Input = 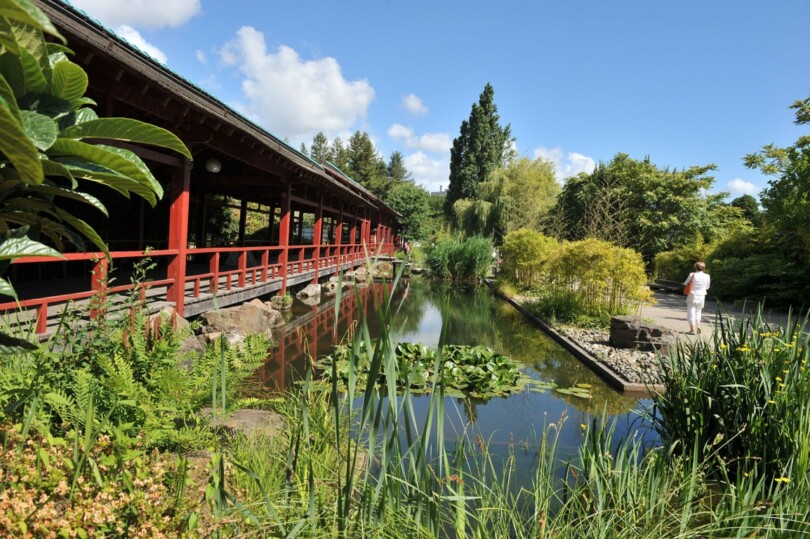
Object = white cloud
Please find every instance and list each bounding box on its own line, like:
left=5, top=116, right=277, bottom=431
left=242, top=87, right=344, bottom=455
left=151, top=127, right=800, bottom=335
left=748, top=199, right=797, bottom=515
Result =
left=727, top=178, right=760, bottom=197
left=533, top=146, right=596, bottom=182
left=219, top=26, right=375, bottom=142
left=195, top=49, right=207, bottom=64
left=404, top=151, right=449, bottom=193
left=114, top=25, right=167, bottom=64
left=70, top=0, right=200, bottom=28
left=402, top=94, right=428, bottom=116
left=387, top=123, right=452, bottom=153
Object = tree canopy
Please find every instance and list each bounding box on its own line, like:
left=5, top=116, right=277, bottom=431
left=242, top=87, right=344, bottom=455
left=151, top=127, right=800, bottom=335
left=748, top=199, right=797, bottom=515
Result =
left=445, top=83, right=513, bottom=216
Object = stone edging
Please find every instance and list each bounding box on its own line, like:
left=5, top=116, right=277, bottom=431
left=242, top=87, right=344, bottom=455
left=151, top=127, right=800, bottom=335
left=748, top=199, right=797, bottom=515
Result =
left=486, top=281, right=665, bottom=396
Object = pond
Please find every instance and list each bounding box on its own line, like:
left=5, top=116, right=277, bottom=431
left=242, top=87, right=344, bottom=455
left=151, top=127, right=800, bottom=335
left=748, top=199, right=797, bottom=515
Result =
left=257, top=276, right=657, bottom=477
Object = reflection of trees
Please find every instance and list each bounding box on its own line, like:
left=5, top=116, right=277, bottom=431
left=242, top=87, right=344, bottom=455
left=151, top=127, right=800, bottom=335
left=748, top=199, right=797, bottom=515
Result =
left=391, top=278, right=430, bottom=334
left=493, top=303, right=636, bottom=415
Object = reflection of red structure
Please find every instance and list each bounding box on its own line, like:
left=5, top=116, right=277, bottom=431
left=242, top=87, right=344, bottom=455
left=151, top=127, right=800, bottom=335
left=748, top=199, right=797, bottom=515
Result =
left=259, top=282, right=394, bottom=391
left=0, top=2, right=400, bottom=335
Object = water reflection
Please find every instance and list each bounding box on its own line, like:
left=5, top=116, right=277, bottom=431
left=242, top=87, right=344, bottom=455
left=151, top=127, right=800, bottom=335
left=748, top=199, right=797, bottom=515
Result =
left=260, top=277, right=656, bottom=471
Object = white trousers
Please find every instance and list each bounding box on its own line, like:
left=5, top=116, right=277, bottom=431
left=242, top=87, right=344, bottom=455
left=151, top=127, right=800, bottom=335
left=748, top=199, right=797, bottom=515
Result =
left=686, top=294, right=706, bottom=324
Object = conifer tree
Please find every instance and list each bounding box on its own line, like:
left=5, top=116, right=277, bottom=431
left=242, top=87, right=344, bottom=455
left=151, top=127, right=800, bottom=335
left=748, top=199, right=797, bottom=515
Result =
left=445, top=83, right=513, bottom=216
left=310, top=131, right=330, bottom=163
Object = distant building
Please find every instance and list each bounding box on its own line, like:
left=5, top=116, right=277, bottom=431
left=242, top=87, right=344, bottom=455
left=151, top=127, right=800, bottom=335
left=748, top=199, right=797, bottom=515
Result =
left=431, top=185, right=447, bottom=197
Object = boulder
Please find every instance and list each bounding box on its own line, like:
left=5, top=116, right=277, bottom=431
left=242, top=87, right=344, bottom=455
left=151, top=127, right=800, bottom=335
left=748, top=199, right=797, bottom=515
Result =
left=609, top=315, right=675, bottom=353
left=246, top=299, right=284, bottom=327
left=201, top=303, right=276, bottom=339
left=353, top=268, right=367, bottom=283
left=296, top=283, right=321, bottom=299
left=147, top=306, right=190, bottom=334
left=203, top=408, right=285, bottom=438
left=269, top=294, right=293, bottom=312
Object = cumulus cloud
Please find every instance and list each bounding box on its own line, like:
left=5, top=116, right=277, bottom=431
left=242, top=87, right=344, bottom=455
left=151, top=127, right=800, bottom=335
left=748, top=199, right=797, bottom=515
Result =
left=533, top=146, right=596, bottom=182
left=387, top=124, right=452, bottom=153
left=114, top=25, right=167, bottom=64
left=404, top=151, right=450, bottom=193
left=219, top=26, right=375, bottom=141
left=402, top=94, right=428, bottom=116
left=70, top=0, right=201, bottom=28
left=195, top=49, right=207, bottom=64
left=727, top=178, right=760, bottom=197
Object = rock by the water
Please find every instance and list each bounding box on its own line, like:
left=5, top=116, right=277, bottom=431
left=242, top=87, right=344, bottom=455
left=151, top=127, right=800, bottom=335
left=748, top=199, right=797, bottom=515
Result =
left=296, top=283, right=321, bottom=299
left=246, top=299, right=284, bottom=327
left=201, top=303, right=276, bottom=339
left=148, top=306, right=190, bottom=333
left=609, top=315, right=675, bottom=353
left=269, top=294, right=292, bottom=312
left=204, top=408, right=285, bottom=438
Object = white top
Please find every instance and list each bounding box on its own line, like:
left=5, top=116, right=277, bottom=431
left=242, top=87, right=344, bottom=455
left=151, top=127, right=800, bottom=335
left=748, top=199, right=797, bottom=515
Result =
left=685, top=271, right=711, bottom=297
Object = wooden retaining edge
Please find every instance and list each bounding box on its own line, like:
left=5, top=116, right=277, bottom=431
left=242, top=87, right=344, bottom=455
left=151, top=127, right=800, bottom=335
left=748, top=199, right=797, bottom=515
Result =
left=485, top=281, right=665, bottom=396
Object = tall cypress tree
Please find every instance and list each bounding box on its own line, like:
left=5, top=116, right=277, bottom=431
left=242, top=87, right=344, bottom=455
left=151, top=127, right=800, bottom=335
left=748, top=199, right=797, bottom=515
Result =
left=445, top=83, right=513, bottom=216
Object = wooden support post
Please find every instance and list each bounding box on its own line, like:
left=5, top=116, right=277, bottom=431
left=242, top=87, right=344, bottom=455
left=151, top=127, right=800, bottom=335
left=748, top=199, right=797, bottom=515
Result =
left=238, top=199, right=248, bottom=245
left=268, top=204, right=276, bottom=244
left=312, top=195, right=323, bottom=282
left=335, top=206, right=343, bottom=267
left=278, top=183, right=291, bottom=294
left=166, top=159, right=191, bottom=316
left=238, top=250, right=247, bottom=287
left=209, top=252, right=219, bottom=295
left=199, top=183, right=208, bottom=248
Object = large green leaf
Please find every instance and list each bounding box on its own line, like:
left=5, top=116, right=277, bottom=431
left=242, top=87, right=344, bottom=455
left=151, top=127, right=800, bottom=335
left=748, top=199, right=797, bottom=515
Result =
left=16, top=39, right=46, bottom=93
left=0, top=16, right=20, bottom=56
left=25, top=183, right=108, bottom=216
left=0, top=73, right=20, bottom=120
left=57, top=107, right=97, bottom=132
left=0, top=274, right=17, bottom=299
left=50, top=59, right=86, bottom=102
left=45, top=43, right=72, bottom=56
left=58, top=160, right=157, bottom=205
left=18, top=92, right=72, bottom=119
left=0, top=226, right=62, bottom=260
left=60, top=118, right=192, bottom=160
left=0, top=0, right=63, bottom=41
left=0, top=47, right=26, bottom=98
left=48, top=139, right=162, bottom=201
left=41, top=158, right=77, bottom=187
left=0, top=99, right=43, bottom=184
left=54, top=208, right=107, bottom=253
left=100, top=144, right=163, bottom=197
left=20, top=109, right=56, bottom=149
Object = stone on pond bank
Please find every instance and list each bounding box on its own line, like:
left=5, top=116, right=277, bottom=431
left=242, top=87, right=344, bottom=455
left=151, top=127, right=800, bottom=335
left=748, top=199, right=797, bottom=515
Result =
left=200, top=303, right=279, bottom=339
left=609, top=315, right=675, bottom=353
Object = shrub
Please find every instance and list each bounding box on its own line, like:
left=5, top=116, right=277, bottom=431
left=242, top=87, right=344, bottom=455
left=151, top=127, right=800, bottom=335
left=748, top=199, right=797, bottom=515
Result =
left=424, top=236, right=493, bottom=282
left=500, top=229, right=558, bottom=288
left=653, top=243, right=714, bottom=281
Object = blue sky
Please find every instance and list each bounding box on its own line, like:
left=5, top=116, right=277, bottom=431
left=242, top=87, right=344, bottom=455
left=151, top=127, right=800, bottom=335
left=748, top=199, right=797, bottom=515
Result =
left=70, top=0, right=809, bottom=198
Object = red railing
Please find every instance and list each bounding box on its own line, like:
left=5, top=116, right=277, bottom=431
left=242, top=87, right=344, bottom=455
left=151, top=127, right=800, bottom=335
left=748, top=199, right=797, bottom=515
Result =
left=0, top=240, right=394, bottom=334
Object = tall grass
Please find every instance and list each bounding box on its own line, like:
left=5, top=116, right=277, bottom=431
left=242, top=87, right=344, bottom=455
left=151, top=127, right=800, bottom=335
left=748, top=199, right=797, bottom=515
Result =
left=424, top=236, right=493, bottom=282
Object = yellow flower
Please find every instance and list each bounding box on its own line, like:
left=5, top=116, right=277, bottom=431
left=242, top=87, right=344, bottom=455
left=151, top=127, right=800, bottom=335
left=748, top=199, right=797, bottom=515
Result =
left=774, top=348, right=781, bottom=352
left=785, top=343, right=795, bottom=348
left=743, top=472, right=750, bottom=478
left=768, top=400, right=776, bottom=404
left=779, top=383, right=787, bottom=388
left=775, top=376, right=783, bottom=382
left=775, top=477, right=791, bottom=484
left=783, top=369, right=789, bottom=374
left=580, top=423, right=587, bottom=431
left=719, top=344, right=728, bottom=350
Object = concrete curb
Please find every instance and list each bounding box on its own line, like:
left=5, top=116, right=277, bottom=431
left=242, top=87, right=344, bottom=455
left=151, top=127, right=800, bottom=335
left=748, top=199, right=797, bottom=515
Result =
left=486, top=281, right=665, bottom=396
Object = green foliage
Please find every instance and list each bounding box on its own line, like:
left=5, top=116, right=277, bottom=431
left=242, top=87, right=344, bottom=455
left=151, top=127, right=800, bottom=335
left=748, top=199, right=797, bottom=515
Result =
left=500, top=228, right=557, bottom=287
left=745, top=94, right=810, bottom=261
left=445, top=83, right=514, bottom=216
left=654, top=308, right=810, bottom=485
left=710, top=253, right=810, bottom=304
left=385, top=180, right=433, bottom=241
left=424, top=235, right=493, bottom=282
left=551, top=153, right=729, bottom=261
left=653, top=242, right=714, bottom=281
left=0, top=0, right=190, bottom=351
left=319, top=341, right=551, bottom=399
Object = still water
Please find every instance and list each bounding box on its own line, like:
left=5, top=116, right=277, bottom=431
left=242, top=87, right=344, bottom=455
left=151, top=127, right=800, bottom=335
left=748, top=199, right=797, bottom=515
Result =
left=259, top=276, right=657, bottom=469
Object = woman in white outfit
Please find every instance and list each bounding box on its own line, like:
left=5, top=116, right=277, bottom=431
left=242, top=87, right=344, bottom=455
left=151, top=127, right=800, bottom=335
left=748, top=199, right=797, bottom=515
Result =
left=684, top=261, right=711, bottom=334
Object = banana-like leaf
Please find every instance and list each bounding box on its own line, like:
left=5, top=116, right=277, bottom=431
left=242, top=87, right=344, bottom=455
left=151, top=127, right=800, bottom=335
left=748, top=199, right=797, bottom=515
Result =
left=0, top=16, right=20, bottom=56
left=50, top=59, right=86, bottom=102
left=49, top=139, right=162, bottom=200
left=58, top=159, right=157, bottom=205
left=0, top=47, right=26, bottom=98
left=54, top=208, right=107, bottom=253
left=0, top=0, right=63, bottom=41
left=0, top=212, right=81, bottom=251
left=0, top=275, right=17, bottom=299
left=20, top=109, right=57, bottom=150
left=29, top=183, right=107, bottom=216
left=60, top=118, right=192, bottom=160
left=18, top=92, right=72, bottom=119
left=0, top=100, right=43, bottom=184
left=16, top=38, right=47, bottom=93
left=41, top=158, right=77, bottom=187
left=0, top=226, right=62, bottom=260
left=0, top=332, right=38, bottom=353
left=0, top=73, right=20, bottom=120
left=57, top=107, right=97, bottom=132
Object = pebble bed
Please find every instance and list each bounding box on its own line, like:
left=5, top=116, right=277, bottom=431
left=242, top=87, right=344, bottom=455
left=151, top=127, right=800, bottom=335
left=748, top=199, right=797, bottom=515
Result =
left=559, top=327, right=666, bottom=385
